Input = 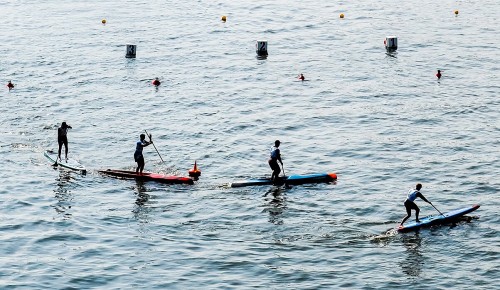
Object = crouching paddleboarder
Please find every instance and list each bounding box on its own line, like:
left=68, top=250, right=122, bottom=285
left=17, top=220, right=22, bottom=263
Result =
left=400, top=183, right=433, bottom=226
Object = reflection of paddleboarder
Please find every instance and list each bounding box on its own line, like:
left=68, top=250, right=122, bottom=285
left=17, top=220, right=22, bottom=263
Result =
left=57, top=122, right=72, bottom=161
left=134, top=133, right=152, bottom=174
left=7, top=80, right=14, bottom=91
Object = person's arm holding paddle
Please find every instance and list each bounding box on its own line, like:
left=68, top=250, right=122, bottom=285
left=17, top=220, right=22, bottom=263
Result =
left=416, top=191, right=432, bottom=205
left=417, top=191, right=444, bottom=215
left=144, top=130, right=164, bottom=162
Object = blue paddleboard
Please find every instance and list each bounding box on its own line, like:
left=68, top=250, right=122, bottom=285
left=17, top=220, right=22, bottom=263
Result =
left=398, top=204, right=480, bottom=232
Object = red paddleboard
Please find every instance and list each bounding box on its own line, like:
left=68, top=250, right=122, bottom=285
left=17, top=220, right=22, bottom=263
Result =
left=99, top=169, right=194, bottom=185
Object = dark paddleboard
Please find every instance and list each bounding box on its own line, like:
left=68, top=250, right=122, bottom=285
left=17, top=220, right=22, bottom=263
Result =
left=98, top=169, right=194, bottom=185
left=230, top=172, right=337, bottom=188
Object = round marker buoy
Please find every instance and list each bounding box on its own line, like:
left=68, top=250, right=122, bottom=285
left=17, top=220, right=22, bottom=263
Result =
left=102, top=19, right=107, bottom=24
left=125, top=44, right=137, bottom=58
left=436, top=70, right=442, bottom=80
left=385, top=36, right=398, bottom=52
left=188, top=161, right=201, bottom=178
left=152, top=77, right=161, bottom=86
left=256, top=41, right=268, bottom=57
left=7, top=81, right=15, bottom=91
left=221, top=15, right=227, bottom=22
left=340, top=13, right=344, bottom=19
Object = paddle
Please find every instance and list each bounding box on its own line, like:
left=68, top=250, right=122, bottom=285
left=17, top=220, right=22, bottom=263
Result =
left=430, top=202, right=444, bottom=216
left=281, top=163, right=292, bottom=189
left=144, top=130, right=164, bottom=163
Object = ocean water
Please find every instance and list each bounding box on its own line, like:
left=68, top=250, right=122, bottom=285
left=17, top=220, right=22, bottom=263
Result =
left=0, top=0, right=498, bottom=289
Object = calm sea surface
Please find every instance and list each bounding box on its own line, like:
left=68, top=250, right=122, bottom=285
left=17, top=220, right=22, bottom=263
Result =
left=1, top=0, right=499, bottom=289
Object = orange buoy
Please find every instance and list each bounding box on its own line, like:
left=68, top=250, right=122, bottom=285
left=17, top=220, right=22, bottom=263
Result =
left=188, top=161, right=201, bottom=177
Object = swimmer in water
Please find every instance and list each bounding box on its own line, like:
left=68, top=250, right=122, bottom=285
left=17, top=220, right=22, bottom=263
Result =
left=7, top=81, right=14, bottom=91
left=152, top=77, right=161, bottom=86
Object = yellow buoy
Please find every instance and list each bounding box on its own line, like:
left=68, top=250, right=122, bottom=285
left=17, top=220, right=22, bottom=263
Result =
left=221, top=15, right=227, bottom=22
left=340, top=13, right=345, bottom=19
left=102, top=19, right=107, bottom=24
left=454, top=10, right=459, bottom=15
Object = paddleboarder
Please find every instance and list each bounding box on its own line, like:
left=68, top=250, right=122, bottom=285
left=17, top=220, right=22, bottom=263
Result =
left=298, top=73, right=305, bottom=81
left=57, top=122, right=72, bottom=161
left=400, top=183, right=433, bottom=226
left=135, top=133, right=152, bottom=174
left=269, top=140, right=283, bottom=185
left=7, top=80, right=14, bottom=91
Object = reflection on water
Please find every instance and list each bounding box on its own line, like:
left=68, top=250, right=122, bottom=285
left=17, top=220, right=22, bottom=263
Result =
left=133, top=180, right=148, bottom=205
left=399, top=232, right=425, bottom=278
left=385, top=51, right=398, bottom=58
left=52, top=170, right=74, bottom=219
left=263, top=187, right=287, bottom=225
left=132, top=180, right=153, bottom=225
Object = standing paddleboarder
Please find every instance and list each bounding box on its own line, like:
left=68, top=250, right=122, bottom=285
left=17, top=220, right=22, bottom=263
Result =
left=400, top=183, right=433, bottom=226
left=269, top=140, right=283, bottom=185
left=135, top=133, right=152, bottom=174
left=57, top=122, right=72, bottom=161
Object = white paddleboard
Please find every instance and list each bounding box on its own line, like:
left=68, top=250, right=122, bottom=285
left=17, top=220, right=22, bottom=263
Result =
left=44, top=150, right=86, bottom=174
